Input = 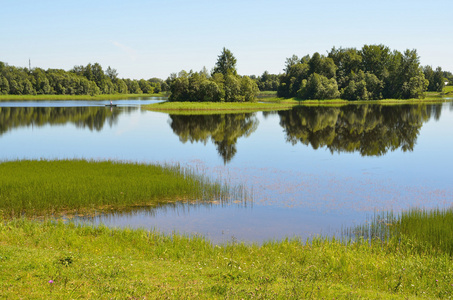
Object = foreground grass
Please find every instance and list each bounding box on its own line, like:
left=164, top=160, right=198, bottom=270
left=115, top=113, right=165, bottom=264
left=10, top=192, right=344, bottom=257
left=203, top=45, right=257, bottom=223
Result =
left=145, top=101, right=296, bottom=114
left=0, top=93, right=166, bottom=101
left=0, top=160, right=238, bottom=218
left=1, top=218, right=452, bottom=299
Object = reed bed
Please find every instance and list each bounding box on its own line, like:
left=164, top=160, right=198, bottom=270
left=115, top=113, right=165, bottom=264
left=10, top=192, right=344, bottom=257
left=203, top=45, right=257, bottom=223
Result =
left=0, top=159, right=245, bottom=218
left=346, top=208, right=453, bottom=256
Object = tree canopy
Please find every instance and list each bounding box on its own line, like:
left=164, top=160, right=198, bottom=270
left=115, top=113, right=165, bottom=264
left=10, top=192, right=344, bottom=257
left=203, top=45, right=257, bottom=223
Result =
left=277, top=44, right=441, bottom=100
left=212, top=47, right=237, bottom=76
left=168, top=48, right=259, bottom=102
left=0, top=62, right=164, bottom=96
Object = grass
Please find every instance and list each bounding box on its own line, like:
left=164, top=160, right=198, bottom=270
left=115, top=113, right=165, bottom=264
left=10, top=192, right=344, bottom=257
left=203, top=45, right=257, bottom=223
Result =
left=0, top=93, right=167, bottom=101
left=0, top=159, right=246, bottom=218
left=144, top=101, right=296, bottom=114
left=348, top=208, right=453, bottom=256
left=1, top=217, right=452, bottom=299
left=261, top=96, right=451, bottom=107
left=443, top=85, right=453, bottom=95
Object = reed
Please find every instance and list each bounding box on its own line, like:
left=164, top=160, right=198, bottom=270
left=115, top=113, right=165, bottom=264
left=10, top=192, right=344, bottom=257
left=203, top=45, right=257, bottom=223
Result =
left=0, top=159, right=245, bottom=218
left=346, top=208, right=453, bottom=256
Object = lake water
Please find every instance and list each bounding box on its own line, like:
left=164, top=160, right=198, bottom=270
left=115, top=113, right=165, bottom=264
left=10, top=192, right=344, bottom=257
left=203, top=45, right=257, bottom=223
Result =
left=1, top=98, right=452, bottom=244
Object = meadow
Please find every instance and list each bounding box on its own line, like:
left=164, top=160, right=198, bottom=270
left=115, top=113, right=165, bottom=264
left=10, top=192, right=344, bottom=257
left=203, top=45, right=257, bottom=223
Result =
left=1, top=213, right=453, bottom=299
left=1, top=160, right=453, bottom=298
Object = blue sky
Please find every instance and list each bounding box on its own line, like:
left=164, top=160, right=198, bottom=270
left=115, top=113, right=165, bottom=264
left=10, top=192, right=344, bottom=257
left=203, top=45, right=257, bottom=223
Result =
left=2, top=0, right=452, bottom=79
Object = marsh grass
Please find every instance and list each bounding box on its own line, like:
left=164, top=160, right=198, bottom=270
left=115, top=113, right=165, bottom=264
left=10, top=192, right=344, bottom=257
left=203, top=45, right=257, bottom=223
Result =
left=347, top=208, right=453, bottom=256
left=0, top=159, right=245, bottom=218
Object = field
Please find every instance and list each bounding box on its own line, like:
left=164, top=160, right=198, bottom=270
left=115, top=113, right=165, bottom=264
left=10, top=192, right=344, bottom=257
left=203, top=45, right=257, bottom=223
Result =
left=1, top=160, right=453, bottom=298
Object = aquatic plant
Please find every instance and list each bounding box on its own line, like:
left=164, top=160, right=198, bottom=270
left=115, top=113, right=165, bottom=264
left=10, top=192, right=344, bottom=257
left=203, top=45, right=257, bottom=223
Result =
left=346, top=208, right=453, bottom=256
left=0, top=159, right=247, bottom=218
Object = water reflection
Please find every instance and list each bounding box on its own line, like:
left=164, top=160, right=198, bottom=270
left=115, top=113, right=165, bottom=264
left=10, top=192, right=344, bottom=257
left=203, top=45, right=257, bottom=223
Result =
left=278, top=104, right=438, bottom=156
left=168, top=113, right=259, bottom=163
left=0, top=106, right=138, bottom=135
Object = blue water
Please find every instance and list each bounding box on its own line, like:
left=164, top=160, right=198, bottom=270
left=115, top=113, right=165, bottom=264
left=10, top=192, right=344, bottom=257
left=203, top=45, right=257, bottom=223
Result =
left=1, top=99, right=452, bottom=244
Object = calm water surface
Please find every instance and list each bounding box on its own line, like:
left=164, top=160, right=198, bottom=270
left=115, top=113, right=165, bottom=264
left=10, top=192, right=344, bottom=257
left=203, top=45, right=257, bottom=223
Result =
left=1, top=98, right=452, bottom=244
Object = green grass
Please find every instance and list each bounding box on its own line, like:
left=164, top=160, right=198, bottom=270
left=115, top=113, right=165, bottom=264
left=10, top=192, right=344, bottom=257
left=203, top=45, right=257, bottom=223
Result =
left=144, top=101, right=296, bottom=114
left=1, top=218, right=452, bottom=299
left=261, top=96, right=451, bottom=107
left=0, top=160, right=245, bottom=218
left=443, top=85, right=453, bottom=94
left=349, top=208, right=453, bottom=256
left=0, top=93, right=167, bottom=101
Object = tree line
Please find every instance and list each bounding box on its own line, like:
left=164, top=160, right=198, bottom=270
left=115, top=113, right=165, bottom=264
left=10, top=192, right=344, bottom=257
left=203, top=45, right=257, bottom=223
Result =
left=0, top=61, right=166, bottom=96
left=1, top=44, right=450, bottom=100
left=277, top=45, right=448, bottom=100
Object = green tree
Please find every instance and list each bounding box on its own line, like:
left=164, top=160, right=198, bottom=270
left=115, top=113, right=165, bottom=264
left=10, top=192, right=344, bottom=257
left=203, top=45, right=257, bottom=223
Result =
left=114, top=79, right=128, bottom=94
left=199, top=80, right=222, bottom=102
left=212, top=48, right=237, bottom=76
left=360, top=44, right=391, bottom=80
left=432, top=67, right=444, bottom=92
left=224, top=74, right=241, bottom=102
left=169, top=77, right=189, bottom=101
left=240, top=76, right=259, bottom=102
left=0, top=76, right=9, bottom=94
left=105, top=66, right=118, bottom=80
left=138, top=79, right=153, bottom=94
left=298, top=73, right=340, bottom=100
left=284, top=55, right=300, bottom=74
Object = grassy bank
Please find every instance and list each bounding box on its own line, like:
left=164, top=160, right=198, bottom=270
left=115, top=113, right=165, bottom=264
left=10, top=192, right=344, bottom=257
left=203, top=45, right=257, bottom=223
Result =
left=261, top=95, right=452, bottom=106
left=0, top=93, right=167, bottom=101
left=1, top=217, right=452, bottom=299
left=443, top=85, right=453, bottom=95
left=0, top=160, right=242, bottom=218
left=144, top=101, right=296, bottom=114
left=145, top=93, right=451, bottom=114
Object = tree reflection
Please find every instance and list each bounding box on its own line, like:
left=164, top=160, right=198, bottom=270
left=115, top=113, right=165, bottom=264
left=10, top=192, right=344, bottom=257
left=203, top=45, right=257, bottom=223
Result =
left=168, top=113, right=259, bottom=164
left=0, top=106, right=133, bottom=135
left=278, top=104, right=439, bottom=156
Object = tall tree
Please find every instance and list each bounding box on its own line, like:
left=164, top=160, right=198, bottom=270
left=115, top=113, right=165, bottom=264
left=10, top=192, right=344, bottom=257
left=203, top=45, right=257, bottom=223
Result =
left=212, top=47, right=237, bottom=76
left=105, top=66, right=118, bottom=80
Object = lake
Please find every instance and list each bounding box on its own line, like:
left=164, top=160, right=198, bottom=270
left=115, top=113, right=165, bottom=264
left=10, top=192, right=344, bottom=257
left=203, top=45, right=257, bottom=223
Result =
left=1, top=98, right=452, bottom=244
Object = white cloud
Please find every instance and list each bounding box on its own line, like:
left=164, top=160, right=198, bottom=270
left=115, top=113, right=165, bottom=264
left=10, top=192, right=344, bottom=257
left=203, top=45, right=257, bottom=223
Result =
left=112, top=41, right=137, bottom=61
